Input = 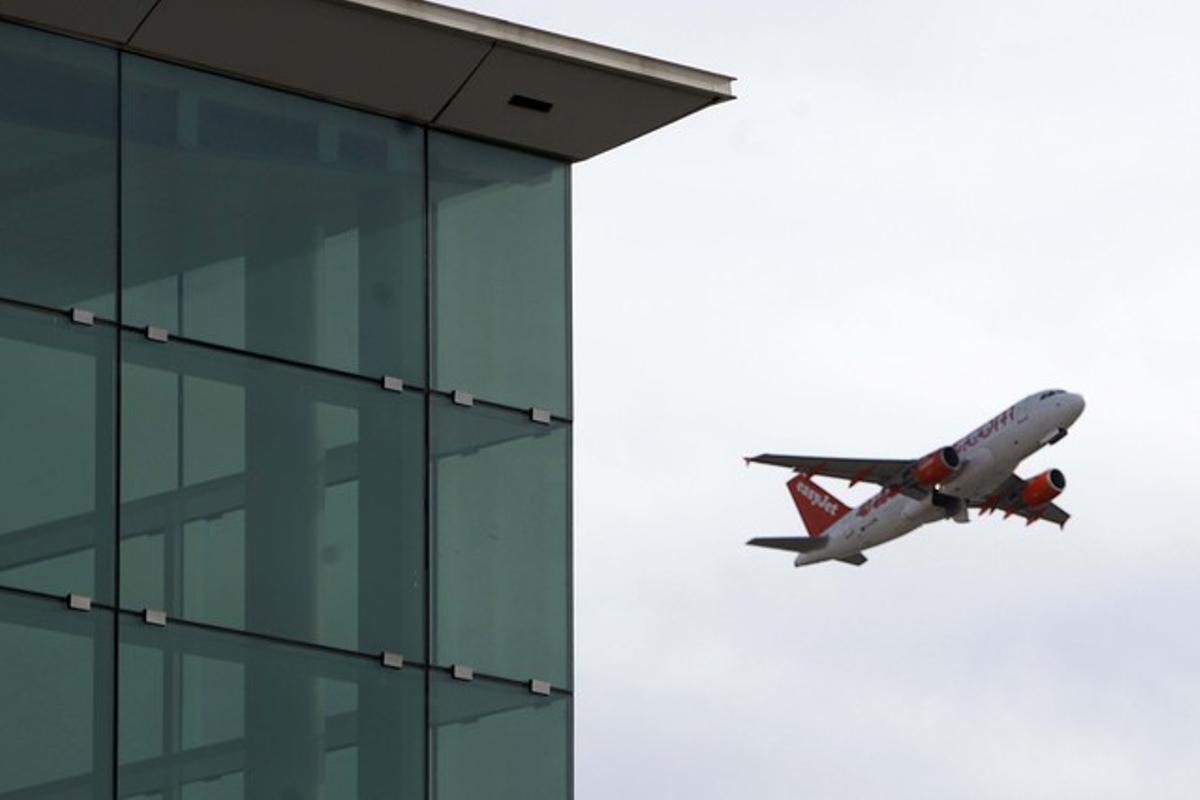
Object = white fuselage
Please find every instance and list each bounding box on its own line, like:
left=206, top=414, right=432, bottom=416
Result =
left=795, top=391, right=1086, bottom=566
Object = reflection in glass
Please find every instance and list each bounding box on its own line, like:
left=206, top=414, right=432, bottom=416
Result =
left=121, top=334, right=424, bottom=658
left=0, top=591, right=114, bottom=798
left=433, top=399, right=571, bottom=687
left=430, top=132, right=570, bottom=415
left=0, top=21, right=117, bottom=316
left=0, top=304, right=115, bottom=602
left=431, top=673, right=570, bottom=800
left=119, top=616, right=424, bottom=799
left=122, top=55, right=425, bottom=382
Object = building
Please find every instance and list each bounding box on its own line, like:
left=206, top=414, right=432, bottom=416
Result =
left=0, top=2, right=732, bottom=797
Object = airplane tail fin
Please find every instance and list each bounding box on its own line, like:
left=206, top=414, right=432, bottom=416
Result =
left=787, top=473, right=852, bottom=537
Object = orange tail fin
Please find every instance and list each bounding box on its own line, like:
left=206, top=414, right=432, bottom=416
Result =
left=787, top=473, right=851, bottom=537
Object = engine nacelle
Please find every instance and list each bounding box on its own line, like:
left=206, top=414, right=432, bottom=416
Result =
left=913, top=446, right=960, bottom=487
left=1021, top=469, right=1066, bottom=507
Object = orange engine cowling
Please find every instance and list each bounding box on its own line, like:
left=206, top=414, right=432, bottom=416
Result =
left=913, top=447, right=960, bottom=487
left=1021, top=469, right=1066, bottom=507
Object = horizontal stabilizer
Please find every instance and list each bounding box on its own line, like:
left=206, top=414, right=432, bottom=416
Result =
left=836, top=553, right=867, bottom=566
left=746, top=536, right=829, bottom=553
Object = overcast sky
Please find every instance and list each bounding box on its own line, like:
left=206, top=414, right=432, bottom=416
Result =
left=463, top=2, right=1199, bottom=797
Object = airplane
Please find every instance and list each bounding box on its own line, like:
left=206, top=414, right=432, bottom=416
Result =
left=744, top=389, right=1086, bottom=567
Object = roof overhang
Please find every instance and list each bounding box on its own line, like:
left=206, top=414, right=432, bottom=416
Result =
left=0, top=0, right=735, bottom=161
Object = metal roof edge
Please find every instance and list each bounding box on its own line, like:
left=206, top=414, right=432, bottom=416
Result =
left=339, top=0, right=736, bottom=99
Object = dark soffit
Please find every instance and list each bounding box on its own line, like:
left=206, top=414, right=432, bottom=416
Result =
left=0, top=0, right=735, bottom=161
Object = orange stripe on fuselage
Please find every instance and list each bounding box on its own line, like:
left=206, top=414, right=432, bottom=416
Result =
left=856, top=485, right=901, bottom=517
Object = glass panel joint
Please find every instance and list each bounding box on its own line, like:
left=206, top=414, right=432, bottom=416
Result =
left=66, top=593, right=92, bottom=612
left=69, top=308, right=95, bottom=326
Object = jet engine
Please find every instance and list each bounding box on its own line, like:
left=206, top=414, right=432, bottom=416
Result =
left=912, top=446, right=960, bottom=487
left=1020, top=469, right=1066, bottom=507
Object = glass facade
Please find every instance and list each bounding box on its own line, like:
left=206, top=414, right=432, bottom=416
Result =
left=0, top=18, right=572, bottom=800
left=119, top=614, right=424, bottom=798
left=119, top=334, right=425, bottom=657
left=430, top=133, right=570, bottom=417
left=433, top=399, right=571, bottom=689
left=0, top=304, right=116, bottom=603
left=432, top=672, right=572, bottom=800
left=0, top=590, right=114, bottom=798
left=122, top=56, right=426, bottom=384
left=0, top=22, right=117, bottom=317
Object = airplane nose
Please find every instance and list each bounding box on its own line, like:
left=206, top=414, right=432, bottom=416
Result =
left=1065, top=392, right=1086, bottom=423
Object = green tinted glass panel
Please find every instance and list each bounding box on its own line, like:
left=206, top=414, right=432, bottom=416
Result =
left=0, top=21, right=116, bottom=316
left=0, top=304, right=115, bottom=602
left=0, top=591, right=113, bottom=798
left=431, top=673, right=570, bottom=800
left=119, top=616, right=424, bottom=799
left=430, top=133, right=569, bottom=415
left=120, top=334, right=423, bottom=657
left=433, top=398, right=570, bottom=687
left=122, top=55, right=424, bottom=382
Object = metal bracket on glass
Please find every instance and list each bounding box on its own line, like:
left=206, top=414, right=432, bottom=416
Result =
left=530, top=408, right=552, bottom=425
left=143, top=608, right=168, bottom=627
left=381, top=651, right=404, bottom=670
left=451, top=664, right=474, bottom=682
left=381, top=376, right=405, bottom=393
left=452, top=390, right=474, bottom=407
left=530, top=679, right=552, bottom=696
left=145, top=326, right=169, bottom=343
left=66, top=593, right=92, bottom=612
left=69, top=308, right=95, bottom=326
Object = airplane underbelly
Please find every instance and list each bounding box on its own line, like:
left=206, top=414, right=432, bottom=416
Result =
left=861, top=503, right=925, bottom=549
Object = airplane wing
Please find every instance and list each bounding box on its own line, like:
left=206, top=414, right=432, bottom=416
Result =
left=746, top=536, right=830, bottom=553
left=743, top=454, right=911, bottom=488
left=971, top=473, right=1070, bottom=527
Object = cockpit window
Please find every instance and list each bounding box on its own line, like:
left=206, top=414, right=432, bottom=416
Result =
left=1038, top=389, right=1065, bottom=400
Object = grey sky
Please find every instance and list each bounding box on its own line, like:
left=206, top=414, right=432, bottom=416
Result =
left=464, top=2, right=1199, bottom=797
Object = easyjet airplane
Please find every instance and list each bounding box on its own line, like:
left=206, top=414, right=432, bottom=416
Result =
left=745, top=390, right=1086, bottom=566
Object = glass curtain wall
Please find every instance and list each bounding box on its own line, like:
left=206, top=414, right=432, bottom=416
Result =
left=0, top=18, right=572, bottom=800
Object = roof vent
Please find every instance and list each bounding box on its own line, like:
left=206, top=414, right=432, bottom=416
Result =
left=509, top=94, right=554, bottom=113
